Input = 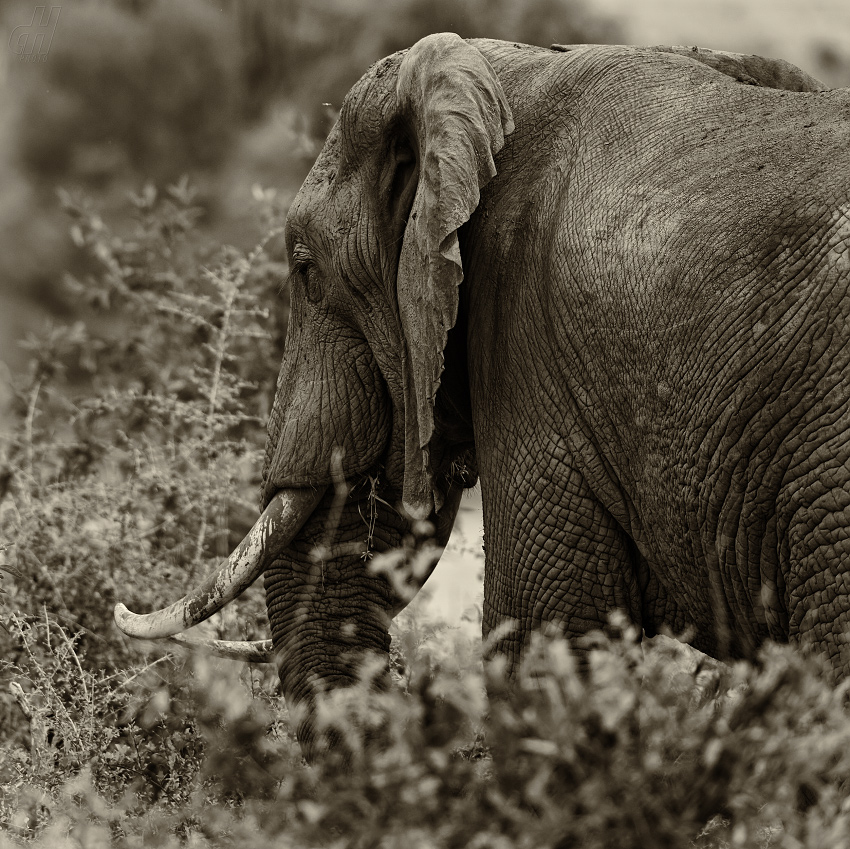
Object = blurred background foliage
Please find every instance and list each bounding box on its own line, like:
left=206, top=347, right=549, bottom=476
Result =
left=0, top=0, right=622, bottom=377
left=15, top=1, right=240, bottom=183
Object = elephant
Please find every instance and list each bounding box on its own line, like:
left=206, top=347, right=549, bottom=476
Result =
left=115, top=33, right=850, bottom=762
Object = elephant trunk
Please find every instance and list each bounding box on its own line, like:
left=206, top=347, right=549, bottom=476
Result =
left=264, top=483, right=462, bottom=762
left=263, top=487, right=409, bottom=761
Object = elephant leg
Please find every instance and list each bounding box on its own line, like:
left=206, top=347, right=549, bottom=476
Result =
left=781, top=450, right=850, bottom=680
left=480, top=454, right=644, bottom=675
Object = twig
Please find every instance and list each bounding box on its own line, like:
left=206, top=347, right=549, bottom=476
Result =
left=113, top=655, right=173, bottom=691
left=24, top=377, right=42, bottom=486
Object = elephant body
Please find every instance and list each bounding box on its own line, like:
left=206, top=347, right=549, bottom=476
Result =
left=268, top=40, right=850, bottom=751
left=117, top=35, right=850, bottom=760
left=462, top=42, right=850, bottom=669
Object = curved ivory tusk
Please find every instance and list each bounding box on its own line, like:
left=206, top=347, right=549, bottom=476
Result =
left=167, top=635, right=275, bottom=663
left=114, top=487, right=325, bottom=640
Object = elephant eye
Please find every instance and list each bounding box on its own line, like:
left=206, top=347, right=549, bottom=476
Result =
left=298, top=262, right=323, bottom=304
left=292, top=246, right=322, bottom=304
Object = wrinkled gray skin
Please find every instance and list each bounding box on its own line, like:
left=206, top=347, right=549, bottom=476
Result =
left=260, top=34, right=850, bottom=760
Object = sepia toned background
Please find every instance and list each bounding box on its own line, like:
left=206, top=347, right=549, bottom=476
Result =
left=3, top=6, right=850, bottom=841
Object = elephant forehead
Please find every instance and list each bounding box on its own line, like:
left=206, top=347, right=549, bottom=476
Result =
left=337, top=53, right=404, bottom=170
left=288, top=160, right=370, bottom=254
left=286, top=129, right=343, bottom=240
left=287, top=54, right=403, bottom=235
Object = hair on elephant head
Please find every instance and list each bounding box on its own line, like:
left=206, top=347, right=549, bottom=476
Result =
left=116, top=33, right=850, bottom=764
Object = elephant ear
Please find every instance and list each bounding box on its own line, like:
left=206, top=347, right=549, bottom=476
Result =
left=394, top=33, right=514, bottom=517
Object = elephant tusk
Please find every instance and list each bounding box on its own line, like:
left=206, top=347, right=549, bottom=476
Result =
left=113, top=487, right=325, bottom=640
left=166, top=635, right=276, bottom=663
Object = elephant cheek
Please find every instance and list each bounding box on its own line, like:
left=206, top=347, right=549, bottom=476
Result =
left=265, top=346, right=392, bottom=492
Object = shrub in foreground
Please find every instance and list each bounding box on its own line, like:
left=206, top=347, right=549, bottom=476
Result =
left=5, top=617, right=850, bottom=848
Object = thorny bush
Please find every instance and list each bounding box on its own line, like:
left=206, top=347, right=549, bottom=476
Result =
left=0, top=180, right=289, bottom=826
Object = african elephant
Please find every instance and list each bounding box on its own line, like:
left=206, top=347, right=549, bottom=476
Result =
left=115, top=34, right=850, bottom=762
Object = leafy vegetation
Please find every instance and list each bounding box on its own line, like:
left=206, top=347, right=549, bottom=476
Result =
left=1, top=186, right=850, bottom=848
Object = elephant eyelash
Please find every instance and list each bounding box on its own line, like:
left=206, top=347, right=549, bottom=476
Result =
left=279, top=263, right=303, bottom=296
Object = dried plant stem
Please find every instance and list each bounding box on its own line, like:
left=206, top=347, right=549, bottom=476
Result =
left=190, top=515, right=208, bottom=583
left=207, top=283, right=236, bottom=421
left=23, top=378, right=42, bottom=486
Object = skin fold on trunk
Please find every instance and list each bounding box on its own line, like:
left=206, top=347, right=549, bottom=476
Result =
left=113, top=487, right=324, bottom=640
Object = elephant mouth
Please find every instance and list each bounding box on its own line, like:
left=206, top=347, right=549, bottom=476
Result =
left=112, top=486, right=327, bottom=663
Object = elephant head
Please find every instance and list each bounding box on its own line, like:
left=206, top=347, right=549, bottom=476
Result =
left=115, top=33, right=513, bottom=761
